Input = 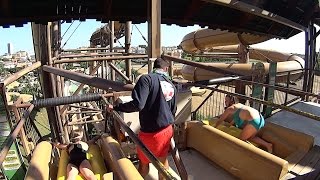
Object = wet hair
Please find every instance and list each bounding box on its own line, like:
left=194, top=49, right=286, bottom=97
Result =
left=225, top=94, right=238, bottom=105
left=153, top=58, right=170, bottom=69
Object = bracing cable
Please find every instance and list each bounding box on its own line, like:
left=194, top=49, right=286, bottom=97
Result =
left=134, top=24, right=148, bottom=44
left=61, top=20, right=74, bottom=40
left=62, top=22, right=82, bottom=49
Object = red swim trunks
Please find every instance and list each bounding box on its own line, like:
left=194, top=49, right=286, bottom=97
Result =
left=137, top=125, right=173, bottom=164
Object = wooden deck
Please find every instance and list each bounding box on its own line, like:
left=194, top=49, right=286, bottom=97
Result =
left=282, top=145, right=320, bottom=180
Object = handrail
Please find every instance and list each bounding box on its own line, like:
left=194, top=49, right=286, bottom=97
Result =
left=42, top=65, right=134, bottom=91
left=235, top=79, right=320, bottom=99
left=58, top=52, right=122, bottom=58
left=54, top=55, right=148, bottom=64
left=162, top=54, right=243, bottom=76
left=198, top=84, right=320, bottom=122
left=3, top=61, right=41, bottom=87
left=100, top=96, right=177, bottom=180
left=0, top=104, right=34, bottom=165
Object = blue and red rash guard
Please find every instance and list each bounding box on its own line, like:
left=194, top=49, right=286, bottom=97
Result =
left=114, top=73, right=177, bottom=133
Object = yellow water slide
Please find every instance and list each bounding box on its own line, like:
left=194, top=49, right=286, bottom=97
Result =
left=186, top=120, right=314, bottom=180
left=25, top=136, right=142, bottom=180
left=179, top=29, right=304, bottom=82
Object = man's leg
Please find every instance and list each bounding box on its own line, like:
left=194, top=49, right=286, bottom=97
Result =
left=138, top=162, right=149, bottom=177
left=158, top=156, right=169, bottom=180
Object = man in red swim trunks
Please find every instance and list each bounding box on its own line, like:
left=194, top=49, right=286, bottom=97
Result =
left=107, top=58, right=177, bottom=180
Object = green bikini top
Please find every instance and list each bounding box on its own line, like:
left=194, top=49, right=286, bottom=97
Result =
left=233, top=107, right=245, bottom=128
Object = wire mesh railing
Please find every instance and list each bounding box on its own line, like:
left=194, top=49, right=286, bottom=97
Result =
left=193, top=69, right=320, bottom=121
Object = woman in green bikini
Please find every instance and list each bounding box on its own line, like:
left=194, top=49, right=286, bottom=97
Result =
left=215, top=95, right=273, bottom=153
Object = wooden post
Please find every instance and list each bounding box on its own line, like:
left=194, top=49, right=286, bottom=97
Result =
left=11, top=104, right=31, bottom=155
left=31, top=23, right=60, bottom=141
left=236, top=44, right=249, bottom=104
left=53, top=21, right=69, bottom=143
left=109, top=21, right=116, bottom=81
left=147, top=0, right=161, bottom=73
left=125, top=21, right=132, bottom=81
left=303, top=28, right=310, bottom=97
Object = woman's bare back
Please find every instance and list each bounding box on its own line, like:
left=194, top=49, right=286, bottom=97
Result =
left=232, top=103, right=260, bottom=121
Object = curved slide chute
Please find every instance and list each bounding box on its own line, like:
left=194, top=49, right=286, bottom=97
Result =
left=25, top=136, right=143, bottom=180
left=179, top=29, right=304, bottom=82
left=180, top=29, right=271, bottom=54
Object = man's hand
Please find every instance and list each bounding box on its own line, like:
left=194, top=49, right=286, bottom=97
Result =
left=106, top=104, right=114, bottom=113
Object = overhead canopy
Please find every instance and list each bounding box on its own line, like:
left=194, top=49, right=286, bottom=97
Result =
left=0, top=0, right=319, bottom=38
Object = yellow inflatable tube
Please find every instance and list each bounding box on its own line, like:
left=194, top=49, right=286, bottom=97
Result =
left=100, top=135, right=143, bottom=180
left=25, top=141, right=52, bottom=180
left=57, top=144, right=108, bottom=180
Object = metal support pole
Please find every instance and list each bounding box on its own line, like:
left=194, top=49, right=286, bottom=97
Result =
left=100, top=96, right=176, bottom=180
left=0, top=105, right=34, bottom=166
left=109, top=21, right=115, bottom=81
left=109, top=63, right=132, bottom=84
left=31, top=23, right=59, bottom=141
left=236, top=44, right=249, bottom=103
left=53, top=21, right=69, bottom=143
left=125, top=21, right=132, bottom=80
left=303, top=28, right=310, bottom=96
left=307, top=22, right=317, bottom=95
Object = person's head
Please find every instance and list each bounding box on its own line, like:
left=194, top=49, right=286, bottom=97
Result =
left=225, top=94, right=238, bottom=108
left=153, top=57, right=170, bottom=72
left=70, top=130, right=83, bottom=143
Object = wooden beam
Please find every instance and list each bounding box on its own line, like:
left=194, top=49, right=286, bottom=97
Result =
left=62, top=47, right=114, bottom=52
left=67, top=118, right=104, bottom=126
left=3, top=61, right=41, bottom=86
left=66, top=110, right=102, bottom=114
left=109, top=21, right=115, bottom=81
left=54, top=55, right=148, bottom=64
left=183, top=0, right=204, bottom=21
left=42, top=65, right=134, bottom=91
left=201, top=0, right=306, bottom=31
left=31, top=23, right=60, bottom=141
left=0, top=105, right=34, bottom=166
left=69, top=104, right=102, bottom=111
left=109, top=63, right=132, bottom=84
left=125, top=21, right=132, bottom=80
left=11, top=105, right=31, bottom=155
left=162, top=54, right=243, bottom=76
left=60, top=63, right=102, bottom=115
left=58, top=52, right=122, bottom=59
left=148, top=0, right=161, bottom=72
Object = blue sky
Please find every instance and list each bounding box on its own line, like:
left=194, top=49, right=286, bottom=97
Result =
left=0, top=19, right=316, bottom=55
left=0, top=20, right=201, bottom=55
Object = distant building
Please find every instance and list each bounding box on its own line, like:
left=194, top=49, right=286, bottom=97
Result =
left=3, top=61, right=16, bottom=69
left=2, top=53, right=12, bottom=60
left=114, top=46, right=125, bottom=53
left=7, top=43, right=13, bottom=55
left=13, top=51, right=29, bottom=62
left=162, top=46, right=182, bottom=58
left=29, top=55, right=36, bottom=61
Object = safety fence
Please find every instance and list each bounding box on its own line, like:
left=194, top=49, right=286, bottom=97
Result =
left=193, top=69, right=320, bottom=121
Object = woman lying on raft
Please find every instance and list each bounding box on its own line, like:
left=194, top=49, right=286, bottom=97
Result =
left=53, top=130, right=101, bottom=180
left=214, top=95, right=273, bottom=153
